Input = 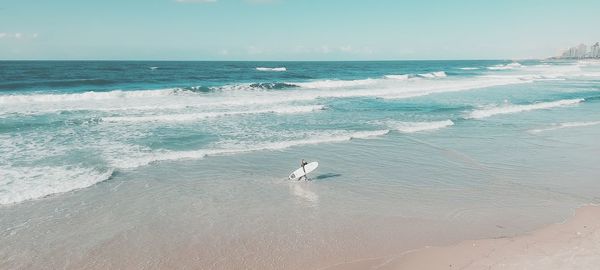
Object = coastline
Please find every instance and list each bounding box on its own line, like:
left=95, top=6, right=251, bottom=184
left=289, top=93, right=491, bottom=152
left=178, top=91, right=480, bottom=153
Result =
left=323, top=204, right=600, bottom=270
left=2, top=60, right=600, bottom=269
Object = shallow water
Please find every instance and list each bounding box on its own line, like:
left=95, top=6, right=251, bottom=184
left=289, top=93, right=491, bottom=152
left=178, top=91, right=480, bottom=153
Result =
left=1, top=60, right=600, bottom=269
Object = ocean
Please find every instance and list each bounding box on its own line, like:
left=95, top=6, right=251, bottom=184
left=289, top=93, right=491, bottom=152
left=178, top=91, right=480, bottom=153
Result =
left=1, top=60, right=600, bottom=269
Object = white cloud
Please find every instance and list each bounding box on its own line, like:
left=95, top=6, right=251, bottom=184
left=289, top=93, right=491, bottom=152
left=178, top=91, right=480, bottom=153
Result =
left=175, top=0, right=217, bottom=3
left=339, top=45, right=353, bottom=53
left=0, top=32, right=39, bottom=40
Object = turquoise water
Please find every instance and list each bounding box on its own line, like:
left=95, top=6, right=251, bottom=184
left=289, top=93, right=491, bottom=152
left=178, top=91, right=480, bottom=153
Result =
left=1, top=60, right=600, bottom=269
left=1, top=60, right=599, bottom=204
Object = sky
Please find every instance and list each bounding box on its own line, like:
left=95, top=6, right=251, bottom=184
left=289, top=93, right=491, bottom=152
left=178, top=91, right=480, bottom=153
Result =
left=1, top=0, right=599, bottom=60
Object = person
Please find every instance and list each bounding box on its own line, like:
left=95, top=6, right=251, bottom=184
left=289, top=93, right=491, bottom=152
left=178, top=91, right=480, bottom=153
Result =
left=299, top=159, right=309, bottom=181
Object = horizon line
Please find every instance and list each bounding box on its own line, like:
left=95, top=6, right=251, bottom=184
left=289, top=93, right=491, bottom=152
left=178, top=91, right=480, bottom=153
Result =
left=0, top=58, right=549, bottom=62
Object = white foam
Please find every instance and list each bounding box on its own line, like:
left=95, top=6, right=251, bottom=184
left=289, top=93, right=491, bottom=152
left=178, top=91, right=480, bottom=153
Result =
left=577, top=60, right=600, bottom=66
left=111, top=130, right=390, bottom=169
left=256, top=67, right=287, bottom=72
left=0, top=68, right=549, bottom=119
left=0, top=70, right=538, bottom=116
left=0, top=166, right=113, bottom=205
left=384, top=74, right=410, bottom=80
left=380, top=76, right=533, bottom=100
left=293, top=78, right=377, bottom=89
left=0, top=88, right=184, bottom=105
left=529, top=121, right=600, bottom=133
left=468, top=99, right=584, bottom=119
left=417, top=71, right=447, bottom=78
left=101, top=105, right=325, bottom=123
left=459, top=67, right=479, bottom=70
left=387, top=120, right=454, bottom=133
left=487, top=62, right=523, bottom=70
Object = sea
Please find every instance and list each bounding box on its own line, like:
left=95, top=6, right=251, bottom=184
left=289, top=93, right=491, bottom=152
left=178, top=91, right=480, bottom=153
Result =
left=1, top=60, right=600, bottom=269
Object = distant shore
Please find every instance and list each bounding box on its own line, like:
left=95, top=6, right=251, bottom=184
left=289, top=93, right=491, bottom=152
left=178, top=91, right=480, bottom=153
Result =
left=324, top=205, right=600, bottom=270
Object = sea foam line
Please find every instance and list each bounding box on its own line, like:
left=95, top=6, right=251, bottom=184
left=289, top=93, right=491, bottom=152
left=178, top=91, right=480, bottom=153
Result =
left=293, top=78, right=378, bottom=89
left=383, top=74, right=410, bottom=80
left=101, top=105, right=325, bottom=123
left=387, top=120, right=454, bottom=133
left=529, top=121, right=600, bottom=133
left=256, top=67, right=287, bottom=72
left=417, top=71, right=447, bottom=78
left=111, top=130, right=390, bottom=169
left=0, top=88, right=185, bottom=104
left=487, top=62, right=523, bottom=70
left=0, top=166, right=114, bottom=205
left=468, top=99, right=584, bottom=119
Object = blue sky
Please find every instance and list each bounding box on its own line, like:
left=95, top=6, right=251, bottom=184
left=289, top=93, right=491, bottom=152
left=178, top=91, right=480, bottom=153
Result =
left=1, top=0, right=599, bottom=60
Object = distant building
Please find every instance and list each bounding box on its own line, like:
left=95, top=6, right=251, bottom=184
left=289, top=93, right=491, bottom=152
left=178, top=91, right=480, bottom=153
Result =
left=558, top=42, right=599, bottom=59
left=591, top=42, right=600, bottom=58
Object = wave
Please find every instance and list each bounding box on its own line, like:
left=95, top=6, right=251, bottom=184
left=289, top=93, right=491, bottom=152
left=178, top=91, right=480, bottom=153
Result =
left=384, top=74, right=410, bottom=80
left=0, top=166, right=114, bottom=205
left=0, top=88, right=185, bottom=104
left=248, top=82, right=298, bottom=90
left=256, top=67, right=287, bottom=72
left=293, top=78, right=378, bottom=89
left=111, top=130, right=390, bottom=169
left=0, top=79, right=116, bottom=90
left=180, top=85, right=214, bottom=93
left=529, top=121, right=600, bottom=133
left=417, top=71, right=447, bottom=78
left=0, top=72, right=536, bottom=113
left=297, top=72, right=447, bottom=89
left=386, top=120, right=454, bottom=133
left=101, top=105, right=325, bottom=123
left=459, top=67, right=479, bottom=70
left=0, top=75, right=535, bottom=117
left=175, top=83, right=297, bottom=94
left=468, top=99, right=584, bottom=119
left=487, top=62, right=523, bottom=70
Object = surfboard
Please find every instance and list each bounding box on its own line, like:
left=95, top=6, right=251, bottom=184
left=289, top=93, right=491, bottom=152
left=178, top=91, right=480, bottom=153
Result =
left=289, top=162, right=319, bottom=180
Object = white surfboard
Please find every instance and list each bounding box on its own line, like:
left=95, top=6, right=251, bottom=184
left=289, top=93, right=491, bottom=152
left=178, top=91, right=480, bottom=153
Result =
left=289, top=162, right=319, bottom=180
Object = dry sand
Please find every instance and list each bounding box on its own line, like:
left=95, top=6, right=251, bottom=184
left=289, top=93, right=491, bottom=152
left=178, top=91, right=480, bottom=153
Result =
left=322, top=205, right=600, bottom=270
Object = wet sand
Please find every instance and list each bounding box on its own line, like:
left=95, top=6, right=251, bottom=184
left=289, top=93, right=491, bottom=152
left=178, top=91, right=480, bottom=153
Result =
left=323, top=205, right=600, bottom=270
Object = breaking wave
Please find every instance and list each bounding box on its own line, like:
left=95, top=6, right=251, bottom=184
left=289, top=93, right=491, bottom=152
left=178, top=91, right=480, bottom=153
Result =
left=387, top=120, right=454, bottom=133
left=417, top=71, right=447, bottom=78
left=384, top=74, right=410, bottom=80
left=248, top=82, right=298, bottom=90
left=256, top=67, right=287, bottom=72
left=293, top=78, right=378, bottom=89
left=110, top=130, right=390, bottom=169
left=0, top=166, right=114, bottom=205
left=101, top=105, right=325, bottom=123
left=487, top=62, right=523, bottom=70
left=468, top=99, right=584, bottom=119
left=0, top=88, right=184, bottom=104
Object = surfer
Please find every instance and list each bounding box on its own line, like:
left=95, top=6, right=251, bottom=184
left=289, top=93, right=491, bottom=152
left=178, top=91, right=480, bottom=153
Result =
left=300, top=159, right=309, bottom=181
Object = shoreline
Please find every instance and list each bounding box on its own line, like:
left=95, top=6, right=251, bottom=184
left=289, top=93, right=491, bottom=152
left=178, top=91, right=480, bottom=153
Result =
left=322, top=204, right=600, bottom=270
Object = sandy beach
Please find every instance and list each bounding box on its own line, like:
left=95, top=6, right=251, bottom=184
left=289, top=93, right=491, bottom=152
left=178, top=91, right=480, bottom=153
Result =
left=3, top=0, right=600, bottom=269
left=324, top=205, right=600, bottom=270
